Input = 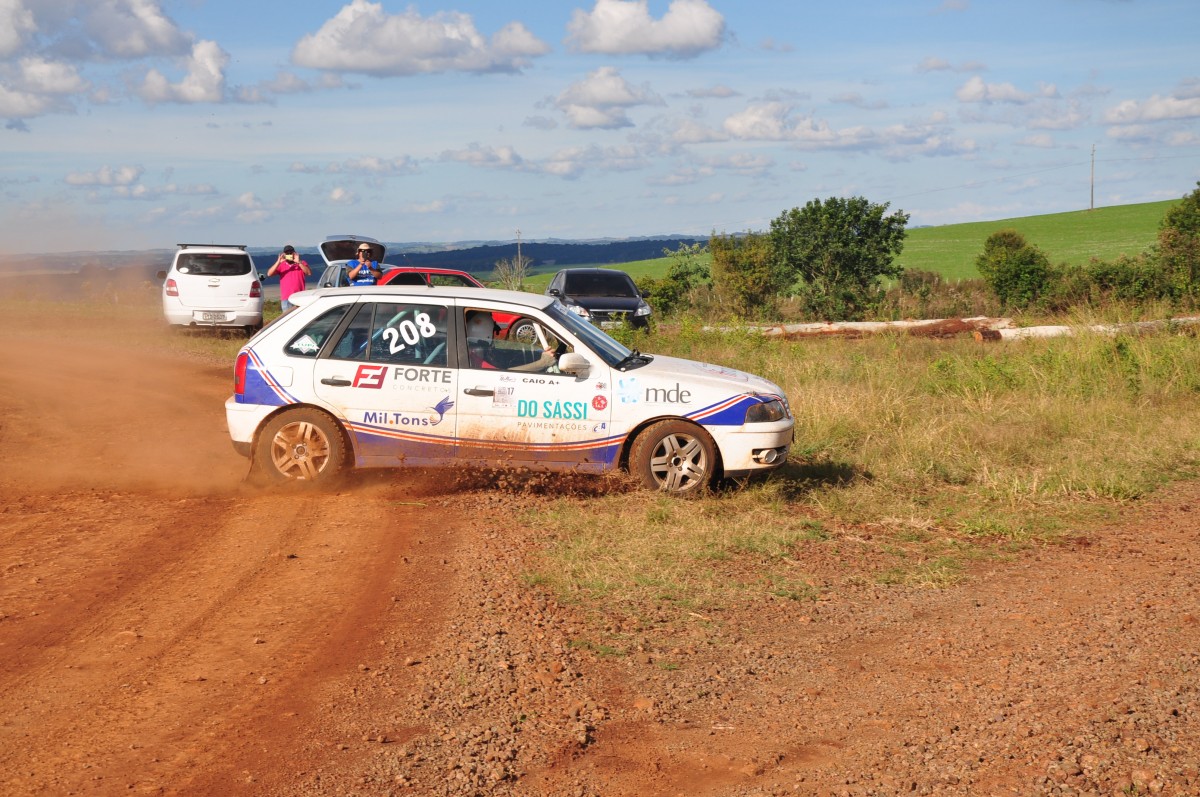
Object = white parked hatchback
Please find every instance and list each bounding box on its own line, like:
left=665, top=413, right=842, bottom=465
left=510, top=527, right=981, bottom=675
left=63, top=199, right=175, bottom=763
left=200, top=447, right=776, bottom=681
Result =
left=226, top=284, right=793, bottom=494
left=159, top=243, right=265, bottom=332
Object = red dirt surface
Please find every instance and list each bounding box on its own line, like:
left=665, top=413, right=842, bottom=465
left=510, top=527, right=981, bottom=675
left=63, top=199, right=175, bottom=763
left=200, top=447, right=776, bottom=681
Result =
left=1, top=310, right=1197, bottom=796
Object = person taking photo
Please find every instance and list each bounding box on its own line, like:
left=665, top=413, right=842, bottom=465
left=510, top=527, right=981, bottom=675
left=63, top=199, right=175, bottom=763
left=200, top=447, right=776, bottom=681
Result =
left=267, top=244, right=311, bottom=312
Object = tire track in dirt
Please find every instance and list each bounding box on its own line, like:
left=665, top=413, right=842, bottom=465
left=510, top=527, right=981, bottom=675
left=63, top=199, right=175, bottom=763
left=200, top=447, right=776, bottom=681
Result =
left=0, top=325, right=463, bottom=795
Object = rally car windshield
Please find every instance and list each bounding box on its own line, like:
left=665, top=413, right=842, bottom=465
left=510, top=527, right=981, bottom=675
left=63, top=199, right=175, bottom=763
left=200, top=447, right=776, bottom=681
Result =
left=545, top=301, right=634, bottom=367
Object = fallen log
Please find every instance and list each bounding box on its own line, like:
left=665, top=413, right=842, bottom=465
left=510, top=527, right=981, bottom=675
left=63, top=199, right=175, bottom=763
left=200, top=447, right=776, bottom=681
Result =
left=707, top=315, right=1200, bottom=341
left=714, top=317, right=1012, bottom=340
left=973, top=316, right=1200, bottom=342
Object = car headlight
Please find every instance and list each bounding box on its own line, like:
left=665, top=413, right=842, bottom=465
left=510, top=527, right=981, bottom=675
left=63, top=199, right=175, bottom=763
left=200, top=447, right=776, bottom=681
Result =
left=745, top=399, right=786, bottom=423
left=635, top=302, right=651, bottom=316
left=568, top=304, right=591, bottom=319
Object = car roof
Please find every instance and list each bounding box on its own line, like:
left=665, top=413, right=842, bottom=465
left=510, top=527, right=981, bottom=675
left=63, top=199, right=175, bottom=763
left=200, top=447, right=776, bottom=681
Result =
left=294, top=284, right=556, bottom=311
left=176, top=243, right=248, bottom=252
left=386, top=266, right=476, bottom=276
left=555, top=267, right=632, bottom=276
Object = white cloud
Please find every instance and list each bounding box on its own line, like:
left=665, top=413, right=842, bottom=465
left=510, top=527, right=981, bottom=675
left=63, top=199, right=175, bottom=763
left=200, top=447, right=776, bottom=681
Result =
left=234, top=70, right=349, bottom=103
left=13, top=56, right=87, bottom=94
left=292, top=0, right=549, bottom=76
left=1104, top=92, right=1200, bottom=124
left=668, top=117, right=727, bottom=144
left=83, top=0, right=190, bottom=58
left=138, top=39, right=228, bottom=104
left=956, top=76, right=1031, bottom=104
left=0, top=1, right=36, bottom=59
left=917, top=56, right=987, bottom=74
left=0, top=83, right=53, bottom=117
left=555, top=66, right=662, bottom=130
left=715, top=102, right=974, bottom=159
left=440, top=142, right=646, bottom=179
left=329, top=187, right=358, bottom=205
left=235, top=191, right=270, bottom=222
left=289, top=156, right=419, bottom=176
left=440, top=143, right=526, bottom=170
left=65, top=165, right=143, bottom=186
left=402, top=198, right=450, bottom=214
left=566, top=0, right=725, bottom=58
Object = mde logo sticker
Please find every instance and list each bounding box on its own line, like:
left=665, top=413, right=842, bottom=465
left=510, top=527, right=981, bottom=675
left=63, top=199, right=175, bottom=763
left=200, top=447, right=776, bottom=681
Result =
left=592, top=395, right=608, bottom=411
left=353, top=364, right=388, bottom=389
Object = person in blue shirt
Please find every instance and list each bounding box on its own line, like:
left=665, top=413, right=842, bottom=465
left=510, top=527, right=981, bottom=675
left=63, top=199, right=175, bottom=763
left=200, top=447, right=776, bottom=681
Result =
left=348, top=244, right=381, bottom=285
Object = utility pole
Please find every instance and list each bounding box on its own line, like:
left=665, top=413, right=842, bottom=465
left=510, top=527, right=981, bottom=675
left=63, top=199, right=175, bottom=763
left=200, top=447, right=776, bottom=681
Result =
left=515, top=228, right=523, bottom=289
left=1090, top=144, right=1095, bottom=211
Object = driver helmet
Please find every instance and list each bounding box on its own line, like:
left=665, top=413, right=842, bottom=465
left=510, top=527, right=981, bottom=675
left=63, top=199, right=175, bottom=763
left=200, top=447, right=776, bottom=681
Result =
left=466, top=311, right=495, bottom=342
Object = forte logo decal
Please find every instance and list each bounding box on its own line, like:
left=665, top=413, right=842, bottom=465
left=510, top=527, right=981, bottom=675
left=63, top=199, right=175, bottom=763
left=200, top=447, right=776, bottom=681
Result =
left=352, top=364, right=388, bottom=389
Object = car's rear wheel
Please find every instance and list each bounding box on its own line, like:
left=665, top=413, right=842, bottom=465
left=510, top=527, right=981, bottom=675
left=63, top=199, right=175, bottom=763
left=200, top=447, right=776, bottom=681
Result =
left=252, top=408, right=346, bottom=484
left=629, top=420, right=716, bottom=495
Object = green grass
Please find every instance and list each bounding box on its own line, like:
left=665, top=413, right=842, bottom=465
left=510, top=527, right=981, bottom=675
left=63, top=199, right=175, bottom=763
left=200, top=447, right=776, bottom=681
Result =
left=510, top=200, right=1179, bottom=289
left=523, top=321, right=1200, bottom=626
left=517, top=255, right=684, bottom=292
left=899, top=200, right=1178, bottom=280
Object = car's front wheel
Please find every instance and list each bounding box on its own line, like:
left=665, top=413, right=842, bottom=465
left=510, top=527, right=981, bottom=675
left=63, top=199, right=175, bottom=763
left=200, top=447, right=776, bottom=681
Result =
left=252, top=408, right=347, bottom=484
left=629, top=420, right=716, bottom=495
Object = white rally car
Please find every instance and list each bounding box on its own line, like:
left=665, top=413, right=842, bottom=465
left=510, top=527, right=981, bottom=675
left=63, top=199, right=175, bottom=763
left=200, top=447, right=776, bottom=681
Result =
left=226, top=285, right=793, bottom=494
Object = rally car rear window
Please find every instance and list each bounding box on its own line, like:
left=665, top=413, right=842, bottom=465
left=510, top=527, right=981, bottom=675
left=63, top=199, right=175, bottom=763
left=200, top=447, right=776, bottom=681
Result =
left=285, top=306, right=352, bottom=358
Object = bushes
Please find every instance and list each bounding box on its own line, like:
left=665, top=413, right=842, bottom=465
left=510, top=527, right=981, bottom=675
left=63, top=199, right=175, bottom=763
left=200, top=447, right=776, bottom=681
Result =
left=709, top=232, right=787, bottom=319
left=1157, top=181, right=1200, bottom=301
left=636, top=242, right=712, bottom=318
left=975, top=229, right=1052, bottom=310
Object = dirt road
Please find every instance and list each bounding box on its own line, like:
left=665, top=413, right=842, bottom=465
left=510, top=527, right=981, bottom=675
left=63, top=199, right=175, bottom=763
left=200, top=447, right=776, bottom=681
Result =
left=1, top=311, right=1197, bottom=796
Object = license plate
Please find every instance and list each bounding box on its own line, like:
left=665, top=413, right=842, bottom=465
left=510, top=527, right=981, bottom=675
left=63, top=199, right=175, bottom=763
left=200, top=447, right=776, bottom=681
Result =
left=599, top=320, right=621, bottom=329
left=201, top=311, right=228, bottom=322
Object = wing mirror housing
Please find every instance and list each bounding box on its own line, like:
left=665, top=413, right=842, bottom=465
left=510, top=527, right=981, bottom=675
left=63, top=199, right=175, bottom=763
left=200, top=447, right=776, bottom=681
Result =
left=557, top=352, right=590, bottom=377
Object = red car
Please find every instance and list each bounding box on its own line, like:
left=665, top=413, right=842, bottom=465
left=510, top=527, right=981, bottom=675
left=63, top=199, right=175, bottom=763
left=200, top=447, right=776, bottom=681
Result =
left=377, top=267, right=536, bottom=343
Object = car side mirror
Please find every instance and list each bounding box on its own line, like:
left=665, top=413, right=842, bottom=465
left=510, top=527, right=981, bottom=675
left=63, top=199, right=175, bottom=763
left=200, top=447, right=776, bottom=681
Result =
left=156, top=270, right=167, bottom=280
left=557, top=352, right=590, bottom=377
left=548, top=288, right=562, bottom=297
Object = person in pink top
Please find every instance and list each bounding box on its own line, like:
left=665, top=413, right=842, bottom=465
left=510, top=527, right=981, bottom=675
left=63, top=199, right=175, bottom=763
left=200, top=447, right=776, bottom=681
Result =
left=267, top=244, right=311, bottom=312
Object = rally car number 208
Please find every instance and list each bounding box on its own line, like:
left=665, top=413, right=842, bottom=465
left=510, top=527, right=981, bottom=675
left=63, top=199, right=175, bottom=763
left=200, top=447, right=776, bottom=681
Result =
left=226, top=284, right=793, bottom=495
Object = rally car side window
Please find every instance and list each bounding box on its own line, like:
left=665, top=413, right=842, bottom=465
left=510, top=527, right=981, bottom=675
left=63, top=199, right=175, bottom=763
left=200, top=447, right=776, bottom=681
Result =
left=284, top=305, right=352, bottom=357
left=328, top=302, right=449, bottom=366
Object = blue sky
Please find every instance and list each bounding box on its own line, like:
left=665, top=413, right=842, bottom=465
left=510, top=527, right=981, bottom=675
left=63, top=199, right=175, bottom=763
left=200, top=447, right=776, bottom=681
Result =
left=2, top=0, right=1198, bottom=255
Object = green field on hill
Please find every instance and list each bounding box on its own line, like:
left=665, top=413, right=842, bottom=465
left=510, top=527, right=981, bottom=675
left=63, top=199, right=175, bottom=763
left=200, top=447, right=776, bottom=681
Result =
left=516, top=199, right=1179, bottom=289
left=900, top=199, right=1177, bottom=280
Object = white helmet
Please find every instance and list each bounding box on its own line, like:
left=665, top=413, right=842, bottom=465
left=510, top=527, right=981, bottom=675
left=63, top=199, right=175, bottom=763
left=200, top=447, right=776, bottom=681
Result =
left=466, top=312, right=494, bottom=341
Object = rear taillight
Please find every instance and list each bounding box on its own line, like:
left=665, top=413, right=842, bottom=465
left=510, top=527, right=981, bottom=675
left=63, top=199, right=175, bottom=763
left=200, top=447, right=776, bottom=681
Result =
left=250, top=280, right=262, bottom=298
left=164, top=278, right=179, bottom=297
left=234, top=352, right=249, bottom=396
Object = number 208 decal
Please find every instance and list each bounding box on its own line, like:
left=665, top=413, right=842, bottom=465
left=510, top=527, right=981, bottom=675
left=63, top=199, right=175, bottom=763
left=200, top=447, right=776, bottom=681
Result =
left=381, top=312, right=437, bottom=355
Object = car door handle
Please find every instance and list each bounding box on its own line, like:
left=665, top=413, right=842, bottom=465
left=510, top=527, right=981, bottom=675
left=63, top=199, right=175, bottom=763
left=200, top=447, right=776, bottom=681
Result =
left=464, top=387, right=494, bottom=397
left=321, top=377, right=352, bottom=387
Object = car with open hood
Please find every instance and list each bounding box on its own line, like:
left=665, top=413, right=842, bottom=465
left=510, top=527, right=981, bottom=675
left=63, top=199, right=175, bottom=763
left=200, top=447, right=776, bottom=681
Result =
left=227, top=284, right=792, bottom=494
left=313, top=234, right=391, bottom=289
